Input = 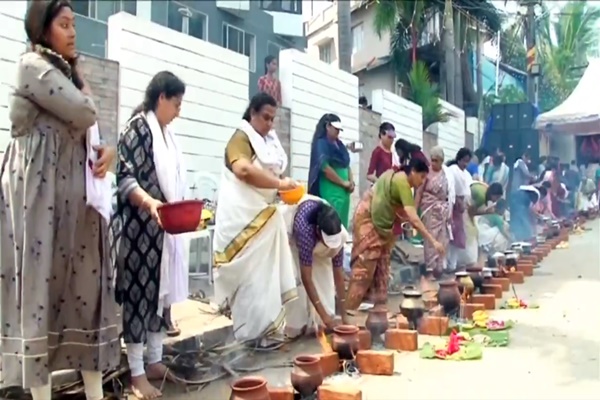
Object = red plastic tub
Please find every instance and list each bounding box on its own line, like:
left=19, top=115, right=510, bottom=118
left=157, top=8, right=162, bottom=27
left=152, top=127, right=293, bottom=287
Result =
left=157, top=200, right=204, bottom=234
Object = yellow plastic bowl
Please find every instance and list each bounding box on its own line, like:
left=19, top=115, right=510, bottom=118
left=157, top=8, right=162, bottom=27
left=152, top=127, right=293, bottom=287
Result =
left=279, top=186, right=306, bottom=205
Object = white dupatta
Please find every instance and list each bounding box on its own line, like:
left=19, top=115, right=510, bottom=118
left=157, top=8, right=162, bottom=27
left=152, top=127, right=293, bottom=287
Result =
left=145, top=111, right=188, bottom=315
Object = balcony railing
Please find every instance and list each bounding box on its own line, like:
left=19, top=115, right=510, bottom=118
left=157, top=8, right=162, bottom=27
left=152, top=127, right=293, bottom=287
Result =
left=259, top=0, right=302, bottom=15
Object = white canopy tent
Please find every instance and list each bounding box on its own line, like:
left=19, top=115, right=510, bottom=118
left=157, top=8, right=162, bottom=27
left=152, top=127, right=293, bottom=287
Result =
left=535, top=58, right=600, bottom=136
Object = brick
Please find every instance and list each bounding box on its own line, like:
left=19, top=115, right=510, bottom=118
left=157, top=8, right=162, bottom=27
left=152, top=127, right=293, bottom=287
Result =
left=317, top=352, right=340, bottom=377
left=490, top=277, right=510, bottom=291
left=358, top=328, right=372, bottom=350
left=517, top=262, right=534, bottom=277
left=385, top=329, right=418, bottom=351
left=268, top=386, right=294, bottom=400
left=396, top=314, right=409, bottom=329
left=424, top=298, right=438, bottom=310
left=417, top=316, right=449, bottom=336
left=469, top=294, right=496, bottom=310
left=507, top=271, right=525, bottom=284
left=428, top=305, right=445, bottom=316
left=355, top=350, right=394, bottom=376
left=481, top=284, right=503, bottom=299
left=318, top=384, right=363, bottom=400
left=462, top=303, right=485, bottom=320
left=519, top=254, right=537, bottom=264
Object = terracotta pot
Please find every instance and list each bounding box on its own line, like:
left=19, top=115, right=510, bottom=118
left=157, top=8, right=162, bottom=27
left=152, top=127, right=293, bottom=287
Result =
left=465, top=267, right=484, bottom=293
left=437, top=280, right=461, bottom=316
left=290, top=355, right=323, bottom=397
left=455, top=271, right=474, bottom=298
left=365, top=305, right=389, bottom=343
left=229, top=376, right=270, bottom=400
left=332, top=325, right=360, bottom=360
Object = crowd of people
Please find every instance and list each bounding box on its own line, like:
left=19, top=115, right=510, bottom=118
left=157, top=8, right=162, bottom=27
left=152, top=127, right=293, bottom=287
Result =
left=2, top=1, right=600, bottom=400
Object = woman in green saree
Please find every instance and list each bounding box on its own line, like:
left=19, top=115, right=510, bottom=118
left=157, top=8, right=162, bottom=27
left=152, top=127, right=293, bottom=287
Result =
left=308, top=113, right=354, bottom=228
left=345, top=159, right=446, bottom=309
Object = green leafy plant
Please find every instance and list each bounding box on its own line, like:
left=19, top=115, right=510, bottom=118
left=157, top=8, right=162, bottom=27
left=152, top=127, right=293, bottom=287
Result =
left=407, top=61, right=451, bottom=130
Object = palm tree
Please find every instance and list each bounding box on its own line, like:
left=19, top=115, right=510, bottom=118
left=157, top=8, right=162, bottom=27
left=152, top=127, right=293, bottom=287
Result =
left=337, top=0, right=352, bottom=73
left=500, top=0, right=600, bottom=112
left=407, top=61, right=451, bottom=130
left=373, top=0, right=502, bottom=107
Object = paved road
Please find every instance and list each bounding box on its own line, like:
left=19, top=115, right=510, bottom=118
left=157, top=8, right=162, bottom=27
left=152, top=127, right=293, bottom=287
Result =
left=163, top=220, right=600, bottom=400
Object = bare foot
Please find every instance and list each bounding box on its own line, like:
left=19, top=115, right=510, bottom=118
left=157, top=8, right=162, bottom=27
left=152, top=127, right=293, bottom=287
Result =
left=130, top=374, right=162, bottom=399
left=146, top=362, right=177, bottom=383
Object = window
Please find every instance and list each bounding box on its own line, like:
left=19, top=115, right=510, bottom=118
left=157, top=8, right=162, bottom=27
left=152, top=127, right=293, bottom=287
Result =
left=223, top=24, right=256, bottom=72
left=352, top=23, right=364, bottom=54
left=167, top=1, right=208, bottom=41
left=259, top=0, right=302, bottom=14
left=267, top=41, right=284, bottom=58
left=319, top=43, right=332, bottom=64
left=71, top=0, right=136, bottom=22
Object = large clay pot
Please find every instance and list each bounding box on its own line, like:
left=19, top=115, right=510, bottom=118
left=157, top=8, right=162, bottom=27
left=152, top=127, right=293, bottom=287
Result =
left=505, top=253, right=518, bottom=268
left=229, top=376, right=270, bottom=400
left=465, top=267, right=484, bottom=293
left=332, top=325, right=360, bottom=360
left=365, top=305, right=389, bottom=344
left=437, top=280, right=461, bottom=316
left=399, top=286, right=425, bottom=330
left=290, top=355, right=323, bottom=397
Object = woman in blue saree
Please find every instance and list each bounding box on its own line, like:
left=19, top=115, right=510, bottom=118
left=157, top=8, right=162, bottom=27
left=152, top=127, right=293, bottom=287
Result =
left=510, top=185, right=547, bottom=241
left=308, top=113, right=354, bottom=228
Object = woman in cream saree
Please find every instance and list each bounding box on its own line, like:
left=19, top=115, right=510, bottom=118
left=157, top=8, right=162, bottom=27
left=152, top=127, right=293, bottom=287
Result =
left=213, top=93, right=299, bottom=347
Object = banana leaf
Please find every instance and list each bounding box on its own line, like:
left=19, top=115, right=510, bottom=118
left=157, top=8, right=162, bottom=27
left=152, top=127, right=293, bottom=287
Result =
left=420, top=342, right=483, bottom=360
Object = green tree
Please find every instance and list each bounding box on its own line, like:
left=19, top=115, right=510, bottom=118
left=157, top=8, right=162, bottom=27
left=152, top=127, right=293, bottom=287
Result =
left=407, top=61, right=451, bottom=130
left=373, top=0, right=502, bottom=107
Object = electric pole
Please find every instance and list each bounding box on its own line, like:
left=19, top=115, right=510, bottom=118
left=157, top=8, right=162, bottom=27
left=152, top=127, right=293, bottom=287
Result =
left=525, top=0, right=540, bottom=106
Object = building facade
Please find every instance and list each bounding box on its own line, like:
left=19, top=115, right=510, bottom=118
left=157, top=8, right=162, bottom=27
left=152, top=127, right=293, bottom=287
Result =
left=71, top=0, right=306, bottom=96
left=304, top=0, right=441, bottom=105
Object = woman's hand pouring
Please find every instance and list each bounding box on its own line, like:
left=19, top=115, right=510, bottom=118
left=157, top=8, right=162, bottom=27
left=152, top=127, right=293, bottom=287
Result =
left=278, top=177, right=299, bottom=191
left=93, top=145, right=116, bottom=178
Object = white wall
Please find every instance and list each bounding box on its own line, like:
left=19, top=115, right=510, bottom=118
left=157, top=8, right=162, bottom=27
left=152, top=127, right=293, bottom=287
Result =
left=466, top=116, right=484, bottom=150
left=0, top=2, right=28, bottom=157
left=371, top=89, right=423, bottom=147
left=279, top=49, right=360, bottom=211
left=436, top=99, right=466, bottom=160
left=107, top=12, right=249, bottom=186
left=279, top=49, right=359, bottom=180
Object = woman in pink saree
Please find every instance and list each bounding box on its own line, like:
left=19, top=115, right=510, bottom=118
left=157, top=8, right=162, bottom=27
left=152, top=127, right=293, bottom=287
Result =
left=416, top=146, right=453, bottom=277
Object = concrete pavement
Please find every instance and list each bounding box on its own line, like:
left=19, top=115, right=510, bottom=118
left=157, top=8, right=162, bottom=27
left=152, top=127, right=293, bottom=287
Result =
left=163, top=219, right=600, bottom=399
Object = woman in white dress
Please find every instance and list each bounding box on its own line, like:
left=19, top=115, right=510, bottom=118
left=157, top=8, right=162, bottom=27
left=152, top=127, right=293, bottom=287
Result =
left=213, top=93, right=299, bottom=348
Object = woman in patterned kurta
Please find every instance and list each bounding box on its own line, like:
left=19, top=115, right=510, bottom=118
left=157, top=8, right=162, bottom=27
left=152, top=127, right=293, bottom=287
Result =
left=415, top=146, right=451, bottom=277
left=0, top=2, right=120, bottom=398
left=113, top=71, right=187, bottom=399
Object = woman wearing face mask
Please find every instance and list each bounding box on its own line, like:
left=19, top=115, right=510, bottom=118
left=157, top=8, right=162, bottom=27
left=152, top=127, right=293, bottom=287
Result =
left=345, top=159, right=445, bottom=309
left=366, top=122, right=398, bottom=184
left=257, top=55, right=282, bottom=105
left=213, top=92, right=299, bottom=349
left=0, top=1, right=120, bottom=399
left=113, top=71, right=188, bottom=399
left=308, top=113, right=354, bottom=228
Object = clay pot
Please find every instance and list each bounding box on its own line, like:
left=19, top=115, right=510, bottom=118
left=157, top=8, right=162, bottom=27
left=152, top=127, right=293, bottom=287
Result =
left=505, top=252, right=518, bottom=268
left=365, top=305, right=389, bottom=344
left=399, top=286, right=425, bottom=330
left=332, top=325, right=360, bottom=360
left=465, top=267, right=484, bottom=293
left=229, top=376, right=270, bottom=400
left=290, top=355, right=323, bottom=397
left=437, top=280, right=461, bottom=316
left=455, top=271, right=474, bottom=299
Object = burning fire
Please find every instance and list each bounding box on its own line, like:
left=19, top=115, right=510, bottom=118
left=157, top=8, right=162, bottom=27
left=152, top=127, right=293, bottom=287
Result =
left=317, top=327, right=332, bottom=353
